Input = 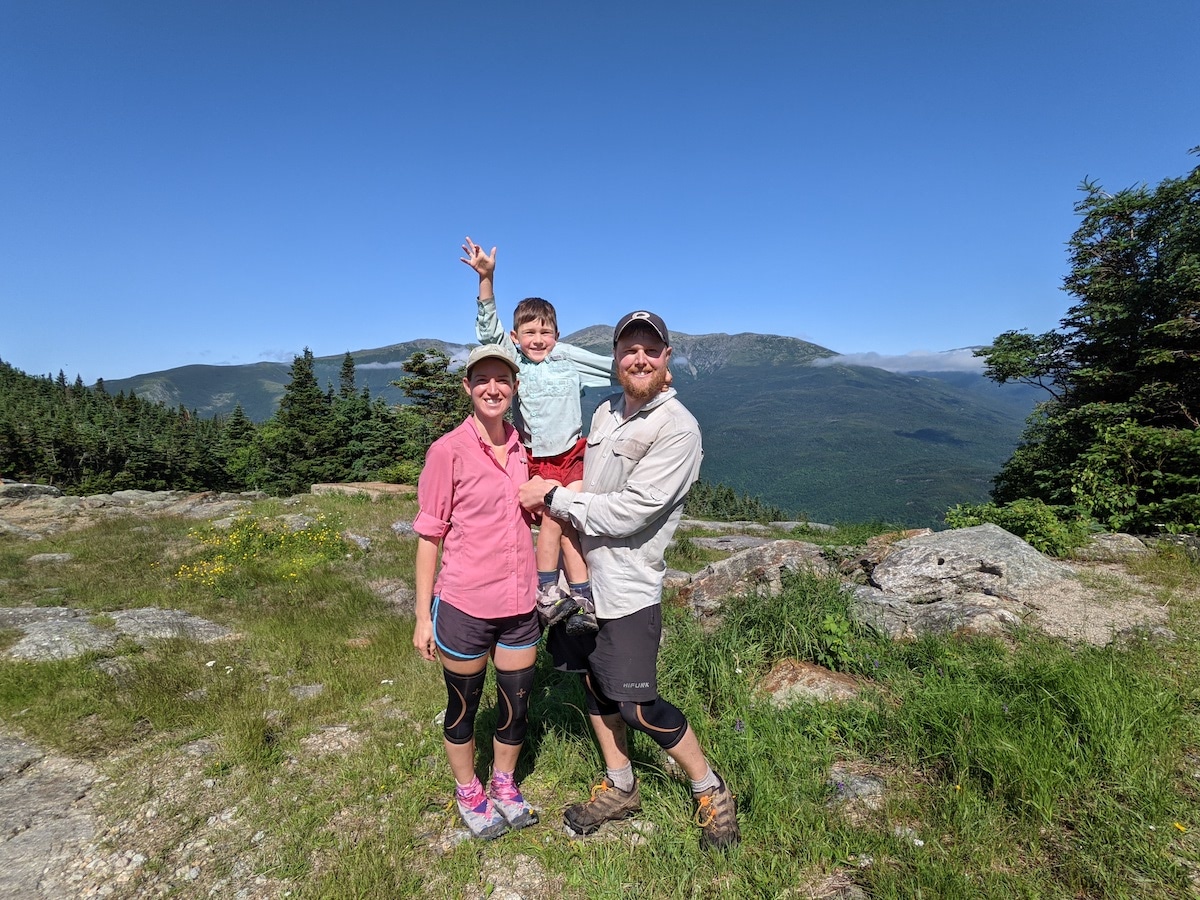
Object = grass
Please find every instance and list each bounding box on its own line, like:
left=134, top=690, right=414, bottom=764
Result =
left=2, top=494, right=1200, bottom=897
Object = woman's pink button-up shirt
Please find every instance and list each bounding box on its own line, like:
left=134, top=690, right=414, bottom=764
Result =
left=413, top=418, right=537, bottom=618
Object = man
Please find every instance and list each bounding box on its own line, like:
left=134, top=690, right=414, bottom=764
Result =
left=518, top=310, right=740, bottom=850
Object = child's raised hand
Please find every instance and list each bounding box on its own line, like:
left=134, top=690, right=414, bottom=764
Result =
left=460, top=236, right=496, bottom=279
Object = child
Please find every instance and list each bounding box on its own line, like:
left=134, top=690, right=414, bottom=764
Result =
left=461, top=237, right=614, bottom=635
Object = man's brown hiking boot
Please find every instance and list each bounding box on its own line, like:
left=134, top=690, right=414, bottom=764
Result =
left=694, top=775, right=740, bottom=850
left=563, top=777, right=641, bottom=835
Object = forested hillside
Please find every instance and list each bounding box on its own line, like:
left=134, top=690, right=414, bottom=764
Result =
left=0, top=349, right=467, bottom=497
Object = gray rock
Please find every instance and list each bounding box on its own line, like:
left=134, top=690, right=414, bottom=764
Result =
left=772, top=520, right=836, bottom=532
left=1070, top=533, right=1151, bottom=561
left=26, top=553, right=74, bottom=564
left=7, top=618, right=119, bottom=661
left=342, top=531, right=372, bottom=551
left=109, top=607, right=234, bottom=644
left=678, top=518, right=772, bottom=534
left=663, top=568, right=691, bottom=590
left=277, top=513, right=316, bottom=532
left=1, top=606, right=233, bottom=662
left=289, top=684, right=325, bottom=701
left=0, top=483, right=63, bottom=501
left=0, top=732, right=97, bottom=900
left=0, top=519, right=42, bottom=540
left=370, top=579, right=415, bottom=615
left=868, top=524, right=1074, bottom=601
left=827, top=764, right=886, bottom=810
left=391, top=519, right=416, bottom=537
left=690, top=534, right=772, bottom=552
left=676, top=540, right=832, bottom=623
left=311, top=482, right=415, bottom=500
left=853, top=586, right=1024, bottom=641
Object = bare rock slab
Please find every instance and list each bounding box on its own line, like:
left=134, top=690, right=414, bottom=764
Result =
left=0, top=732, right=98, bottom=900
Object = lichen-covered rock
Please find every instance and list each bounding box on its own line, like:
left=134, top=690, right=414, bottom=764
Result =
left=675, top=540, right=832, bottom=622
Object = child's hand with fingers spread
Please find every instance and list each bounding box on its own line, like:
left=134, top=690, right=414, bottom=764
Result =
left=460, top=236, right=496, bottom=280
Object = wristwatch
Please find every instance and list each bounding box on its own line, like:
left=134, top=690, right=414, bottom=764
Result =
left=543, top=486, right=557, bottom=509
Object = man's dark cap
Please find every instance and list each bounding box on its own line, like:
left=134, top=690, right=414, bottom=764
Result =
left=613, top=310, right=670, bottom=346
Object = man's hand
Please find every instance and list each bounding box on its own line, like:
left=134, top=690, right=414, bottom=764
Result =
left=519, top=475, right=556, bottom=513
left=460, top=236, right=496, bottom=281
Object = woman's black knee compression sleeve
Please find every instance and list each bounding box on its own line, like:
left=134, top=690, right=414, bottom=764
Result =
left=494, top=665, right=535, bottom=746
left=442, top=668, right=487, bottom=745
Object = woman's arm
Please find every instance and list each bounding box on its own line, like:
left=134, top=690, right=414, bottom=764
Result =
left=412, top=535, right=441, bottom=661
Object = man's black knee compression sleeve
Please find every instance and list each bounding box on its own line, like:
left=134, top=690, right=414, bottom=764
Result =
left=494, top=665, right=535, bottom=746
left=618, top=696, right=688, bottom=750
left=442, top=668, right=487, bottom=745
left=582, top=672, right=619, bottom=717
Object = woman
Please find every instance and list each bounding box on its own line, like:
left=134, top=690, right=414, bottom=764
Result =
left=412, top=343, right=540, bottom=839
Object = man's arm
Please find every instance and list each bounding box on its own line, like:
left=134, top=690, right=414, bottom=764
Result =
left=522, top=427, right=701, bottom=539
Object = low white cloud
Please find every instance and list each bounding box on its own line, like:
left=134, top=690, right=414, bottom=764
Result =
left=357, top=361, right=409, bottom=370
left=257, top=349, right=304, bottom=363
left=813, top=348, right=984, bottom=373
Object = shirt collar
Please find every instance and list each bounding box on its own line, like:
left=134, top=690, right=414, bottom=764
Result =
left=615, top=386, right=676, bottom=419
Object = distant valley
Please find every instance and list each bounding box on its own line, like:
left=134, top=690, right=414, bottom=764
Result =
left=100, top=329, right=1040, bottom=527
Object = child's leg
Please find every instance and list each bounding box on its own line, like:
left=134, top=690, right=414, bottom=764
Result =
left=560, top=480, right=600, bottom=635
left=536, top=514, right=565, bottom=581
left=559, top=479, right=588, bottom=583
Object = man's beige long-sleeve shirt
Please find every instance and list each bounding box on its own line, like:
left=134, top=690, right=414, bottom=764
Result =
left=547, top=387, right=702, bottom=619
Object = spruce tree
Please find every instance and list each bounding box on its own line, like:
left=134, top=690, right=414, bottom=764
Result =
left=977, top=150, right=1200, bottom=532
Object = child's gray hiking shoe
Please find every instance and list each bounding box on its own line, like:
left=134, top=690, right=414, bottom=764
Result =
left=535, top=583, right=578, bottom=628
left=693, top=774, right=740, bottom=850
left=563, top=592, right=599, bottom=636
left=456, top=792, right=509, bottom=840
left=563, top=777, right=641, bottom=835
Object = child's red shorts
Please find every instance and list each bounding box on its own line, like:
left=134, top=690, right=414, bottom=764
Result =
left=530, top=436, right=587, bottom=486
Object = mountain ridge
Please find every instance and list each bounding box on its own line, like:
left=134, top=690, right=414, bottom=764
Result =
left=97, top=329, right=1036, bottom=526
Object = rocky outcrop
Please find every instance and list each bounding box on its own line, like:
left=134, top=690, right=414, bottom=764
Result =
left=850, top=524, right=1168, bottom=645
left=758, top=659, right=863, bottom=706
left=0, top=734, right=98, bottom=900
left=670, top=523, right=1169, bottom=647
left=0, top=607, right=235, bottom=662
left=310, top=482, right=414, bottom=500
left=0, top=488, right=268, bottom=540
left=675, top=540, right=833, bottom=623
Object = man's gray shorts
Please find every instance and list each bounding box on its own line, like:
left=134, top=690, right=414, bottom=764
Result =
left=547, top=603, right=661, bottom=703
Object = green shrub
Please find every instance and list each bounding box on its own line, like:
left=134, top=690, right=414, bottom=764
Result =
left=372, top=461, right=422, bottom=485
left=944, top=498, right=1095, bottom=556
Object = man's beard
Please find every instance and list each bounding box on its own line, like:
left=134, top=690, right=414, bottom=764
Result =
left=618, top=365, right=669, bottom=403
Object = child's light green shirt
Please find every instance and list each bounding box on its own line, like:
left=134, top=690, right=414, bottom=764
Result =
left=476, top=298, right=615, bottom=457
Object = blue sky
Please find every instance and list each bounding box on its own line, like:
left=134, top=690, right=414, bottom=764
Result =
left=2, top=1, right=1196, bottom=382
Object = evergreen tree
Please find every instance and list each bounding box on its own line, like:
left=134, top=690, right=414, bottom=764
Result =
left=338, top=352, right=357, bottom=400
left=977, top=150, right=1200, bottom=532
left=265, top=348, right=336, bottom=494
left=391, top=348, right=472, bottom=449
